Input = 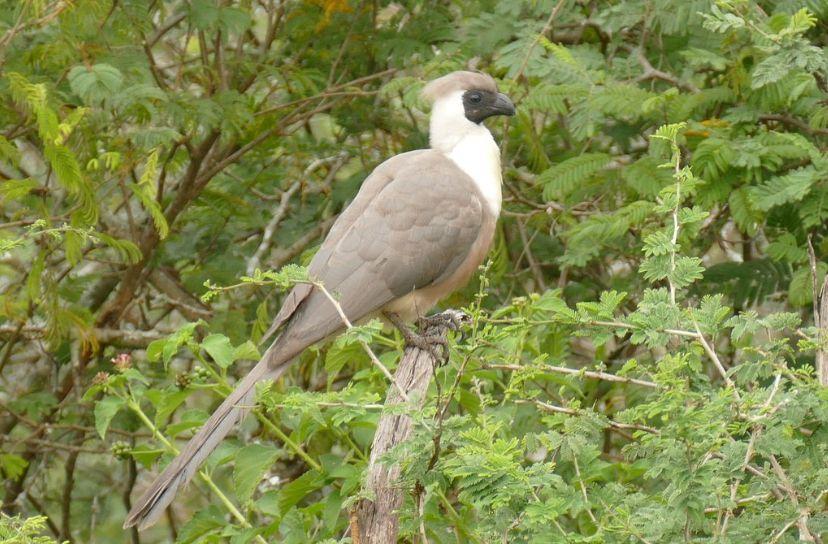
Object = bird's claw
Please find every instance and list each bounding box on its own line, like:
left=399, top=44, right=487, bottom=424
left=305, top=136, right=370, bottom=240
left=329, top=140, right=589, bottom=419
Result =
left=417, top=309, right=471, bottom=334
left=384, top=309, right=470, bottom=364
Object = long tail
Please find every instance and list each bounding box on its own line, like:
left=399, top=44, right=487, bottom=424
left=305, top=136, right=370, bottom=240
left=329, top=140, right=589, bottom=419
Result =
left=124, top=347, right=291, bottom=530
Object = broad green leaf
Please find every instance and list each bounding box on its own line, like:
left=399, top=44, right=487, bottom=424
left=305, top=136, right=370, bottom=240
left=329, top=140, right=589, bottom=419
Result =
left=94, top=396, right=125, bottom=439
left=232, top=340, right=260, bottom=362
left=175, top=505, right=225, bottom=543
left=234, top=444, right=280, bottom=503
left=278, top=470, right=325, bottom=514
left=202, top=334, right=235, bottom=368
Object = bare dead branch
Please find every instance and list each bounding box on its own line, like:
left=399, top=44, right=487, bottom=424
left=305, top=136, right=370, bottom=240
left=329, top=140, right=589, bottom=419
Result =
left=0, top=325, right=166, bottom=348
left=350, top=312, right=459, bottom=543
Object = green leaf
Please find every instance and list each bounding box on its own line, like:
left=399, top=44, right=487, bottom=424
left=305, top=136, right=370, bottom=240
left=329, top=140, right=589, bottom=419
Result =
left=0, top=179, right=38, bottom=201
left=128, top=182, right=169, bottom=239
left=94, top=396, right=125, bottom=439
left=789, top=262, right=827, bottom=306
left=642, top=229, right=675, bottom=257
left=0, top=453, right=28, bottom=479
left=176, top=505, right=225, bottom=543
left=622, top=157, right=674, bottom=197
left=279, top=470, right=325, bottom=514
left=68, top=63, right=124, bottom=104
left=202, top=334, right=235, bottom=369
left=147, top=389, right=192, bottom=426
left=670, top=256, right=705, bottom=289
left=146, top=338, right=166, bottom=363
left=0, top=135, right=21, bottom=166
left=750, top=167, right=818, bottom=210
left=729, top=187, right=762, bottom=236
left=26, top=253, right=44, bottom=302
left=232, top=340, right=260, bottom=362
left=539, top=153, right=611, bottom=201
left=325, top=342, right=364, bottom=385
left=43, top=143, right=97, bottom=225
left=234, top=444, right=280, bottom=503
left=147, top=322, right=201, bottom=366
left=766, top=233, right=808, bottom=264
left=95, top=232, right=142, bottom=264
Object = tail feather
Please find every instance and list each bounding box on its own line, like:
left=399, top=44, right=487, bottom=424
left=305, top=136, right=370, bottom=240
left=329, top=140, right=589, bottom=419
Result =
left=124, top=349, right=290, bottom=530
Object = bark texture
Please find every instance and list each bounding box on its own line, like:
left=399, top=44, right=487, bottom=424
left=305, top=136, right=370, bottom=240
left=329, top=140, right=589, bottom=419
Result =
left=817, top=276, right=828, bottom=386
left=351, top=312, right=459, bottom=543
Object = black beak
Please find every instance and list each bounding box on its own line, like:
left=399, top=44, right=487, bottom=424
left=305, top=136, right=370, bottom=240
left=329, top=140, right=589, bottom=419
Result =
left=492, top=92, right=516, bottom=116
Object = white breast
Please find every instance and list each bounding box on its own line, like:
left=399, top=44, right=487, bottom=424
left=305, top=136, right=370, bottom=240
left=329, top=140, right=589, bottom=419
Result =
left=445, top=128, right=502, bottom=216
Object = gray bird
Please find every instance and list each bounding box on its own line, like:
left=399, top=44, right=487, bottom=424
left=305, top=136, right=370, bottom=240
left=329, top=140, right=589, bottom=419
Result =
left=124, top=70, right=515, bottom=530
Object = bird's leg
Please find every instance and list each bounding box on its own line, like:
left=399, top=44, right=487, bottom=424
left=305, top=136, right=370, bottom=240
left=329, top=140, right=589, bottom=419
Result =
left=383, top=311, right=449, bottom=363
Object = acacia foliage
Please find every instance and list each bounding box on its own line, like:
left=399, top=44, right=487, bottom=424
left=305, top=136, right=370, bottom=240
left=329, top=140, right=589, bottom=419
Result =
left=1, top=0, right=827, bottom=542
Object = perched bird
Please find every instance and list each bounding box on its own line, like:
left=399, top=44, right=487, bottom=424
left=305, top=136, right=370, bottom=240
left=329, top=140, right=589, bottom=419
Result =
left=124, top=70, right=515, bottom=530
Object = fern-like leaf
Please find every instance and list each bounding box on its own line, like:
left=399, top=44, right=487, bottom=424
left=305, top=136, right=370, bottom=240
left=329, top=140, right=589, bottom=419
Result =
left=539, top=153, right=611, bottom=201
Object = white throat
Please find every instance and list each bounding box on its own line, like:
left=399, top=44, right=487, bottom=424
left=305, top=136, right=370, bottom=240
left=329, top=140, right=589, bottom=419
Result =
left=429, top=91, right=502, bottom=216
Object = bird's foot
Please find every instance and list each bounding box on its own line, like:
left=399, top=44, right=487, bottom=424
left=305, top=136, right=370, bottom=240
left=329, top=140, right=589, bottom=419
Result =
left=384, top=310, right=471, bottom=364
left=417, top=309, right=471, bottom=336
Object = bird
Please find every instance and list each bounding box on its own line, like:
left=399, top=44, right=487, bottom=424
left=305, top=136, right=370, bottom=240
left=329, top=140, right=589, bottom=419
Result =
left=124, top=70, right=515, bottom=530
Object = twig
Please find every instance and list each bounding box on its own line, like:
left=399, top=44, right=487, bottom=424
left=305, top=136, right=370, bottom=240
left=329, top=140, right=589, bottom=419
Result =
left=269, top=215, right=337, bottom=269
left=146, top=12, right=187, bottom=47
left=124, top=457, right=140, bottom=544
left=0, top=324, right=167, bottom=347
left=705, top=493, right=772, bottom=514
left=0, top=435, right=108, bottom=454
left=668, top=140, right=682, bottom=305
left=514, top=0, right=568, bottom=81
left=633, top=47, right=699, bottom=93
left=255, top=69, right=396, bottom=117
left=720, top=373, right=782, bottom=536
left=760, top=114, right=828, bottom=137
left=516, top=219, right=547, bottom=291
left=487, top=317, right=701, bottom=339
left=806, top=234, right=828, bottom=386
left=60, top=450, right=78, bottom=541
left=312, top=281, right=411, bottom=402
left=769, top=516, right=800, bottom=544
left=417, top=489, right=430, bottom=544
left=483, top=362, right=659, bottom=388
left=571, top=453, right=597, bottom=523
left=26, top=493, right=61, bottom=538
left=246, top=180, right=301, bottom=276
left=769, top=455, right=816, bottom=542
left=523, top=399, right=658, bottom=433
left=692, top=320, right=740, bottom=400
left=247, top=153, right=346, bottom=276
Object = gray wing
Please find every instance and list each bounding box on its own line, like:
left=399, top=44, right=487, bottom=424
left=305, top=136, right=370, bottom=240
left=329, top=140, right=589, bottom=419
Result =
left=275, top=150, right=484, bottom=348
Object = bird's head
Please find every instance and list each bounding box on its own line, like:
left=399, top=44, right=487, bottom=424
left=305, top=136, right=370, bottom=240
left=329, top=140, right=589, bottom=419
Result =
left=423, top=70, right=515, bottom=125
left=422, top=71, right=514, bottom=152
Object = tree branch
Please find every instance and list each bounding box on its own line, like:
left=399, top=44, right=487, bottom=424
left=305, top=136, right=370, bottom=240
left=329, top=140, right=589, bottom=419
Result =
left=350, top=311, right=460, bottom=543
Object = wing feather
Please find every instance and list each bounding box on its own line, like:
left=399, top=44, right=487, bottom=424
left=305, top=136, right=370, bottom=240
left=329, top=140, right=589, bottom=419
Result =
left=276, top=150, right=484, bottom=348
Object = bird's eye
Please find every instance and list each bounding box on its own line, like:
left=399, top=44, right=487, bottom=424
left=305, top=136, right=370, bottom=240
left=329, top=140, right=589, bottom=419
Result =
left=468, top=92, right=482, bottom=104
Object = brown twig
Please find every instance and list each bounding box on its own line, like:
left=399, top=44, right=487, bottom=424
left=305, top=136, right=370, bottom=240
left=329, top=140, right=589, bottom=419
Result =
left=806, top=234, right=828, bottom=386
left=60, top=450, right=78, bottom=541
